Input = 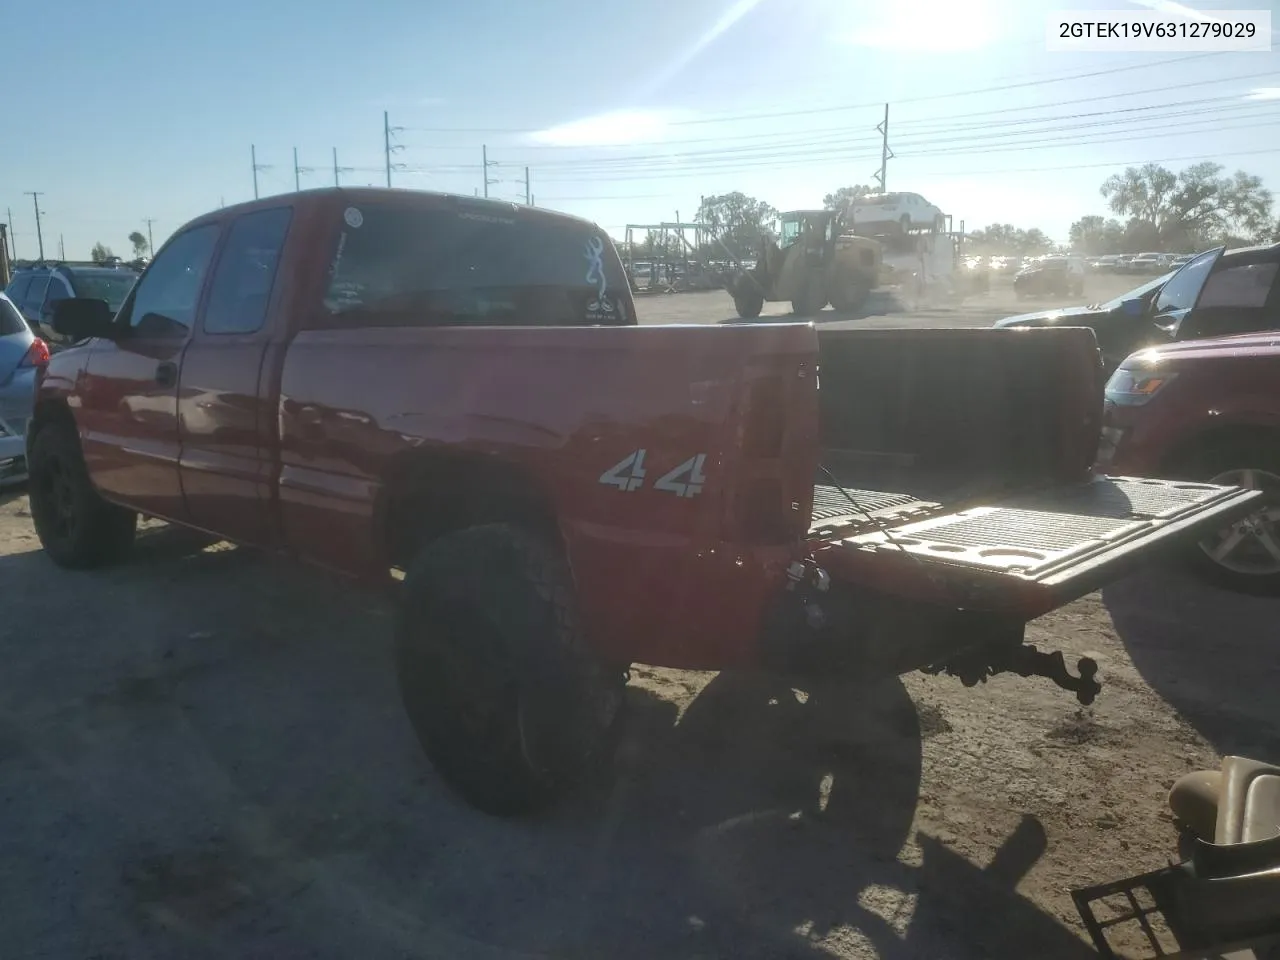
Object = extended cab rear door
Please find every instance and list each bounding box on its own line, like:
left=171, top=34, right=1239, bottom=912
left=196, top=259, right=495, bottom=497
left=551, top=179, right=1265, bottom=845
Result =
left=176, top=204, right=296, bottom=547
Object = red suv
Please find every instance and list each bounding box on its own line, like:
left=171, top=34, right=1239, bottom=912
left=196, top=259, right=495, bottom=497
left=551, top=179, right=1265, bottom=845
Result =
left=1097, top=332, right=1280, bottom=594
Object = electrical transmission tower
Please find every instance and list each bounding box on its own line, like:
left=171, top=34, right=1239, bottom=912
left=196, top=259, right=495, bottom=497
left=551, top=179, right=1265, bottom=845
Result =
left=873, top=103, right=893, bottom=193
left=482, top=146, right=500, bottom=198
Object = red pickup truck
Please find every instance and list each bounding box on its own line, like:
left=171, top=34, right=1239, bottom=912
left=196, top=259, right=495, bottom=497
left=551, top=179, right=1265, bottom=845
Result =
left=27, top=188, right=1264, bottom=816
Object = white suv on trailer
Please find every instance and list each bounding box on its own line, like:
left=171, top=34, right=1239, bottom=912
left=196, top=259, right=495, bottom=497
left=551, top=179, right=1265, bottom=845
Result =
left=851, top=192, right=945, bottom=235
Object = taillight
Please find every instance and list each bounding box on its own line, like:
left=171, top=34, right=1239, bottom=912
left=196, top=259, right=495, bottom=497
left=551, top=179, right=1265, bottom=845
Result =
left=20, top=338, right=51, bottom=368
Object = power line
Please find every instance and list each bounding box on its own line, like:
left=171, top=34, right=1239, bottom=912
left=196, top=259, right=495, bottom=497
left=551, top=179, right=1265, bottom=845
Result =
left=386, top=102, right=1279, bottom=181
left=402, top=53, right=1228, bottom=135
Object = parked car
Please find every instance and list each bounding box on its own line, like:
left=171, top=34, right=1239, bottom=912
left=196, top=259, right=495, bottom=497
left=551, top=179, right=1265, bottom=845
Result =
left=0, top=292, right=49, bottom=485
left=28, top=187, right=1261, bottom=816
left=850, top=192, right=945, bottom=235
left=1097, top=331, right=1280, bottom=594
left=4, top=261, right=139, bottom=347
left=1013, top=255, right=1086, bottom=299
left=994, top=242, right=1280, bottom=372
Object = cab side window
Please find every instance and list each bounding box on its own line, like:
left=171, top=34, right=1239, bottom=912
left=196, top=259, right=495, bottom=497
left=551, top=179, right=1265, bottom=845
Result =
left=118, top=224, right=220, bottom=337
left=1195, top=262, right=1277, bottom=311
left=203, top=207, right=292, bottom=335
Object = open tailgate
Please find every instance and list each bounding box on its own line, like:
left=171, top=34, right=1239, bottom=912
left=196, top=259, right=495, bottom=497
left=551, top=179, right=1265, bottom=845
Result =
left=811, top=474, right=1265, bottom=618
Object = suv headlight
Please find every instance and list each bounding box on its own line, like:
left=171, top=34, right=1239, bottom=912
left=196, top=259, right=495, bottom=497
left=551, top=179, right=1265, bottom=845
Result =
left=1104, top=362, right=1177, bottom=406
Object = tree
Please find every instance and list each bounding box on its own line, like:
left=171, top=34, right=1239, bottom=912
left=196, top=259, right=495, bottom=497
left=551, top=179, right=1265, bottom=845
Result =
left=696, top=192, right=779, bottom=260
left=90, top=242, right=115, bottom=263
left=1068, top=215, right=1125, bottom=255
left=966, top=223, right=1053, bottom=256
left=128, top=231, right=149, bottom=258
left=823, top=184, right=873, bottom=215
left=1100, top=162, right=1275, bottom=249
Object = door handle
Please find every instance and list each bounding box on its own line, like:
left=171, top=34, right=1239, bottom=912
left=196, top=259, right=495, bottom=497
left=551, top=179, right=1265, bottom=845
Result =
left=155, top=361, right=177, bottom=387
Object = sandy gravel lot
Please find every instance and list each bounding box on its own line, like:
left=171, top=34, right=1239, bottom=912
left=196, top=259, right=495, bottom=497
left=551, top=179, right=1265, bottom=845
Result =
left=1, top=272, right=1275, bottom=960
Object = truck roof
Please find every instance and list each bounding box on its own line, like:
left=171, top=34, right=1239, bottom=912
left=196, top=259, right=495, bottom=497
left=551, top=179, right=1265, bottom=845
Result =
left=180, top=187, right=604, bottom=236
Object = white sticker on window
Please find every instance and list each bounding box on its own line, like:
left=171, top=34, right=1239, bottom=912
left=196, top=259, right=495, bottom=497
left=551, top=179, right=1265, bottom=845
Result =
left=344, top=207, right=364, bottom=228
left=584, top=236, right=615, bottom=320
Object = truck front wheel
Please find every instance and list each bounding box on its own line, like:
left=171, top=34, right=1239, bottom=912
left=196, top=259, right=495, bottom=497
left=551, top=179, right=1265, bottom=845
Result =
left=395, top=523, right=624, bottom=815
left=27, top=420, right=137, bottom=569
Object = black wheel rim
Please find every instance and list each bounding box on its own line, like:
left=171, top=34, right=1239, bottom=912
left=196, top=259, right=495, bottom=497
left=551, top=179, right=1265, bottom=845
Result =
left=34, top=454, right=77, bottom=544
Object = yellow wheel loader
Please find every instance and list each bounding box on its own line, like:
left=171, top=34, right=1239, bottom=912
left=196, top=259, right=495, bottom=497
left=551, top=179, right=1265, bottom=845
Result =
left=730, top=210, right=882, bottom=319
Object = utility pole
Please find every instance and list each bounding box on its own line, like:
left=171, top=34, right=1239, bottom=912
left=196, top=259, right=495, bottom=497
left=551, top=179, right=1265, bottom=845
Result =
left=25, top=192, right=44, bottom=261
left=482, top=146, right=499, bottom=198
left=251, top=145, right=272, bottom=200
left=383, top=112, right=404, bottom=187
left=524, top=166, right=531, bottom=205
left=332, top=147, right=354, bottom=186
left=143, top=218, right=155, bottom=255
left=292, top=148, right=314, bottom=191
left=6, top=208, right=15, bottom=260
left=874, top=103, right=893, bottom=193
left=58, top=235, right=65, bottom=259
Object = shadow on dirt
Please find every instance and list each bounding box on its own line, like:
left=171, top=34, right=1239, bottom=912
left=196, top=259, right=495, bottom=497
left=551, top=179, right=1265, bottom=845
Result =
left=1103, top=567, right=1280, bottom=764
left=0, top=530, right=1088, bottom=959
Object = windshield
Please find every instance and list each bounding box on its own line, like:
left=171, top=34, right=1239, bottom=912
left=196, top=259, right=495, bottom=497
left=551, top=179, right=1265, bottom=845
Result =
left=72, top=272, right=137, bottom=311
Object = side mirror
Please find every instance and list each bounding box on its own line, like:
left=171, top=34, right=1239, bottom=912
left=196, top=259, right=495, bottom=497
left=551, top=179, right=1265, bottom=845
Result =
left=52, top=297, right=115, bottom=341
left=1119, top=298, right=1145, bottom=318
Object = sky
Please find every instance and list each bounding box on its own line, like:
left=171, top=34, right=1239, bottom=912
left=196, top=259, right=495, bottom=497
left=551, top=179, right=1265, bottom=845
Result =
left=4, top=0, right=1278, bottom=260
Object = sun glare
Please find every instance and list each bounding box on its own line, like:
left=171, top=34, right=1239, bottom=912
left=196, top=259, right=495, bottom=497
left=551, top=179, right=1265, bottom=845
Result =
left=841, top=0, right=1004, bottom=51
left=530, top=109, right=685, bottom=147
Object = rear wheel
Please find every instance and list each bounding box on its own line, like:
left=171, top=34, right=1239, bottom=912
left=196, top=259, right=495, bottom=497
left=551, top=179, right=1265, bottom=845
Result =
left=1180, top=443, right=1280, bottom=595
left=395, top=523, right=625, bottom=815
left=28, top=420, right=137, bottom=569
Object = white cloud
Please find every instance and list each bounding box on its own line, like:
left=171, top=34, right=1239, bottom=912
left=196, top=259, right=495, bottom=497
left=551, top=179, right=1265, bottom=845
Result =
left=529, top=109, right=690, bottom=147
left=842, top=0, right=1004, bottom=50
left=1245, top=87, right=1280, bottom=100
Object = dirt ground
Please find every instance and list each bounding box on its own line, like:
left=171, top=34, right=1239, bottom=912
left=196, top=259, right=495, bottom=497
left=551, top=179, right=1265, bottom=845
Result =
left=2, top=276, right=1277, bottom=960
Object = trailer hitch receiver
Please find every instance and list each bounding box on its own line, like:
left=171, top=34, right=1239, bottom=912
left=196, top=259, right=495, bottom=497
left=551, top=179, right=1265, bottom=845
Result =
left=924, top=643, right=1102, bottom=705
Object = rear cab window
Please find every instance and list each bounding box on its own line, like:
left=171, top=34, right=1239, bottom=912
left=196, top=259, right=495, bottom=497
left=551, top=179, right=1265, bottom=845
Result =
left=318, top=200, right=634, bottom=327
